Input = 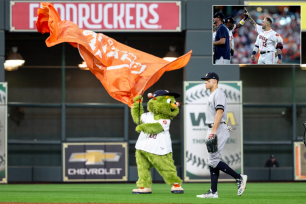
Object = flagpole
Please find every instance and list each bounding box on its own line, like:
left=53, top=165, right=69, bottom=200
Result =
left=139, top=90, right=143, bottom=125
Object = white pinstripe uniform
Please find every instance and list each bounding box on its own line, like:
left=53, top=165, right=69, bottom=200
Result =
left=205, top=88, right=230, bottom=168
left=255, top=25, right=283, bottom=64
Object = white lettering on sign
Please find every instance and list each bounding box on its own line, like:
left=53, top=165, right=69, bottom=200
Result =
left=66, top=4, right=78, bottom=24
left=91, top=4, right=102, bottom=24
left=104, top=4, right=113, bottom=29
left=29, top=3, right=161, bottom=30
left=136, top=4, right=158, bottom=29
left=149, top=4, right=159, bottom=24
left=78, top=4, right=102, bottom=29
left=113, top=4, right=125, bottom=29
left=54, top=4, right=65, bottom=20
left=125, top=4, right=135, bottom=29
left=68, top=168, right=122, bottom=175
left=29, top=3, right=39, bottom=28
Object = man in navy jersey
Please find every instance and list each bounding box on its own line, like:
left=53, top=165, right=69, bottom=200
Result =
left=213, top=12, right=230, bottom=64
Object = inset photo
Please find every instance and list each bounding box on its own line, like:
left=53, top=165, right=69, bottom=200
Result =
left=213, top=6, right=301, bottom=65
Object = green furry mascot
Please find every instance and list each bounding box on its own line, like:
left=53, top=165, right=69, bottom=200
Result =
left=131, top=90, right=184, bottom=194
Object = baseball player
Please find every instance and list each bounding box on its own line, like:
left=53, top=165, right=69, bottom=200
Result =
left=224, top=15, right=248, bottom=58
left=213, top=12, right=230, bottom=64
left=245, top=7, right=283, bottom=64
left=197, top=72, right=247, bottom=198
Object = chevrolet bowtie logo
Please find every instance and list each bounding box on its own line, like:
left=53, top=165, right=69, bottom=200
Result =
left=69, top=150, right=121, bottom=165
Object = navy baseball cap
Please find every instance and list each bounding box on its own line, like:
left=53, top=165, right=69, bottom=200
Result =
left=224, top=17, right=236, bottom=24
left=213, top=12, right=224, bottom=20
left=270, top=155, right=275, bottom=158
left=201, top=72, right=219, bottom=81
left=153, top=90, right=180, bottom=98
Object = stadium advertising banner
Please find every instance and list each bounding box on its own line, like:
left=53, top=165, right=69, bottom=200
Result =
left=10, top=1, right=181, bottom=32
left=294, top=142, right=306, bottom=180
left=184, top=81, right=243, bottom=182
left=0, top=83, right=7, bottom=183
left=245, top=1, right=306, bottom=31
left=63, top=142, right=128, bottom=182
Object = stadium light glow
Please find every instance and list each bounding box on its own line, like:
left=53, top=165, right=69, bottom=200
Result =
left=163, top=45, right=179, bottom=62
left=78, top=61, right=89, bottom=70
left=4, top=47, right=25, bottom=71
left=300, top=64, right=306, bottom=70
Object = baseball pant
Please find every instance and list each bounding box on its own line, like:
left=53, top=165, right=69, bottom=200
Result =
left=215, top=56, right=230, bottom=64
left=258, top=52, right=275, bottom=64
left=206, top=123, right=230, bottom=168
left=135, top=149, right=182, bottom=187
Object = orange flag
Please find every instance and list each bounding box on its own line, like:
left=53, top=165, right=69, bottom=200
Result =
left=36, top=2, right=192, bottom=107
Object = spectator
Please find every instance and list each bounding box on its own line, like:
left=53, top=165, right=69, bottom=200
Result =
left=265, top=155, right=279, bottom=168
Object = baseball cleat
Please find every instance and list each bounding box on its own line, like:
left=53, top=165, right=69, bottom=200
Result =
left=237, top=174, right=248, bottom=196
left=132, top=187, right=152, bottom=194
left=197, top=189, right=219, bottom=198
left=171, top=183, right=184, bottom=194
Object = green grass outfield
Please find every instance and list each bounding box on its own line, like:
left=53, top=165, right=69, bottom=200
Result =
left=0, top=183, right=305, bottom=203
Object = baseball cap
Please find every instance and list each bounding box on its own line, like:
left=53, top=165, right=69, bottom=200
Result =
left=213, top=12, right=224, bottom=20
left=224, top=17, right=236, bottom=24
left=201, top=72, right=219, bottom=81
left=153, top=90, right=180, bottom=98
left=270, top=155, right=275, bottom=158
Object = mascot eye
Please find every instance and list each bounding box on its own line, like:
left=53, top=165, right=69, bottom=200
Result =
left=167, top=99, right=171, bottom=104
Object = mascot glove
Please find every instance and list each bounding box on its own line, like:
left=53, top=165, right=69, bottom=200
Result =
left=136, top=125, right=143, bottom=133
left=133, top=95, right=143, bottom=103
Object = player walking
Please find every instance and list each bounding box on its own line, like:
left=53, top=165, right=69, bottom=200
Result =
left=213, top=12, right=230, bottom=64
left=245, top=8, right=283, bottom=64
left=197, top=72, right=247, bottom=198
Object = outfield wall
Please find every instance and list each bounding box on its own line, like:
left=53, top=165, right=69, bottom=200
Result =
left=0, top=0, right=305, bottom=182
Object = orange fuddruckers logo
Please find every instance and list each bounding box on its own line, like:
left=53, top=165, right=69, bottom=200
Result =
left=36, top=2, right=192, bottom=107
left=63, top=143, right=127, bottom=182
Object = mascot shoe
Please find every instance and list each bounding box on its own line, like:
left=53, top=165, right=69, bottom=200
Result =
left=171, top=183, right=184, bottom=194
left=132, top=187, right=152, bottom=194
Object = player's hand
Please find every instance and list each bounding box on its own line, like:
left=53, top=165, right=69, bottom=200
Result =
left=277, top=59, right=282, bottom=64
left=251, top=55, right=255, bottom=61
left=244, top=7, right=249, bottom=16
left=209, top=134, right=216, bottom=139
left=244, top=7, right=249, bottom=20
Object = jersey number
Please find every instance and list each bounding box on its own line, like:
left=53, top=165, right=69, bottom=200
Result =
left=262, top=39, right=268, bottom=47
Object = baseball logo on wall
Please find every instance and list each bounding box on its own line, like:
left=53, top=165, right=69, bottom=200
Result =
left=184, top=81, right=243, bottom=181
left=0, top=83, right=7, bottom=184
left=63, top=143, right=128, bottom=182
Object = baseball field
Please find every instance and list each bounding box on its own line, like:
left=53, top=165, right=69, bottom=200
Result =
left=0, top=183, right=305, bottom=204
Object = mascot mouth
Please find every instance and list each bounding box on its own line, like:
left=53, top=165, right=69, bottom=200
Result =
left=171, top=108, right=176, bottom=112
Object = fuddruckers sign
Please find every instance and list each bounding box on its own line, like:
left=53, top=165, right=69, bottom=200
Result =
left=63, top=143, right=128, bottom=182
left=10, top=1, right=181, bottom=32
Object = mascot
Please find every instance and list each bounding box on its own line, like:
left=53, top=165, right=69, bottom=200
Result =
left=131, top=90, right=184, bottom=194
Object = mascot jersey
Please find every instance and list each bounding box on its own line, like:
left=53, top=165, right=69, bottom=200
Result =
left=135, top=112, right=172, bottom=155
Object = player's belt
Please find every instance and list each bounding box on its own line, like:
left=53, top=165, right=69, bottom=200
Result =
left=260, top=51, right=273, bottom=54
left=208, top=122, right=226, bottom=128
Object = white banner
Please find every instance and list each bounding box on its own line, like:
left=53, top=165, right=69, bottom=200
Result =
left=0, top=83, right=7, bottom=183
left=184, top=81, right=243, bottom=182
